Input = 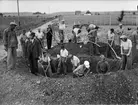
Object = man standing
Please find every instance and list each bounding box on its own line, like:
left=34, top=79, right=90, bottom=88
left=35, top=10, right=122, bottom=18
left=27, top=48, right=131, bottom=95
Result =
left=3, top=22, right=18, bottom=70
left=57, top=44, right=68, bottom=75
left=27, top=32, right=41, bottom=75
left=36, top=28, right=44, bottom=48
left=115, top=23, right=124, bottom=45
left=120, top=35, right=132, bottom=70
left=20, top=29, right=27, bottom=58
left=72, top=24, right=81, bottom=43
left=96, top=55, right=110, bottom=74
left=88, top=24, right=100, bottom=55
left=46, top=25, right=53, bottom=49
left=58, top=20, right=66, bottom=42
left=106, top=28, right=115, bottom=58
left=131, top=27, right=138, bottom=64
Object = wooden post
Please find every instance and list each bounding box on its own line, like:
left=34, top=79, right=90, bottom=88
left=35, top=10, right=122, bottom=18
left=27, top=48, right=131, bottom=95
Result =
left=17, top=0, right=20, bottom=26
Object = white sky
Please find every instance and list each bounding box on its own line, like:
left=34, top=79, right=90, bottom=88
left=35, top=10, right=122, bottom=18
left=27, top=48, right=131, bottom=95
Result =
left=0, top=0, right=138, bottom=13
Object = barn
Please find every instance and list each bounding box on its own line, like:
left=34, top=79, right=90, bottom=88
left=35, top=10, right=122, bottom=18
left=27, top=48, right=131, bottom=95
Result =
left=75, top=11, right=81, bottom=15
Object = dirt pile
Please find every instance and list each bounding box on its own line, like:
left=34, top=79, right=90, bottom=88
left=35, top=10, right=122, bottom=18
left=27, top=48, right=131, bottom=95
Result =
left=0, top=57, right=137, bottom=105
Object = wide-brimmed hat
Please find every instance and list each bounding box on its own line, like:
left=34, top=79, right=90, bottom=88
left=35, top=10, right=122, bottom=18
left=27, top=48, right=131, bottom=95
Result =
left=119, top=23, right=123, bottom=26
left=120, top=35, right=127, bottom=39
left=100, top=54, right=105, bottom=59
left=89, top=24, right=96, bottom=29
left=10, top=22, right=17, bottom=26
left=84, top=61, right=90, bottom=69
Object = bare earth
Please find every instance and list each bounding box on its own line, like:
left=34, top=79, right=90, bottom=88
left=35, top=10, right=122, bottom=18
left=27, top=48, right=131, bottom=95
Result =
left=0, top=20, right=138, bottom=104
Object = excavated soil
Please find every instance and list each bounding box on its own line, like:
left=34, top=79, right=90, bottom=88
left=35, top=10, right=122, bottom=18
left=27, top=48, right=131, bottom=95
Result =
left=0, top=57, right=137, bottom=105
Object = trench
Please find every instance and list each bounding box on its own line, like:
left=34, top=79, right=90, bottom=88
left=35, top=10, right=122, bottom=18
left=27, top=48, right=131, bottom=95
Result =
left=47, top=41, right=122, bottom=74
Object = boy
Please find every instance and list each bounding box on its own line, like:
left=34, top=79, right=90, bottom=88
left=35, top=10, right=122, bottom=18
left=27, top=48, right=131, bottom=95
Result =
left=20, top=29, right=27, bottom=58
left=96, top=55, right=110, bottom=74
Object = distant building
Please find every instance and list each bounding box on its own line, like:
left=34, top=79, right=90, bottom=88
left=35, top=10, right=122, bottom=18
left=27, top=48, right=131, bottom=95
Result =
left=75, top=11, right=81, bottom=15
left=0, top=13, right=3, bottom=17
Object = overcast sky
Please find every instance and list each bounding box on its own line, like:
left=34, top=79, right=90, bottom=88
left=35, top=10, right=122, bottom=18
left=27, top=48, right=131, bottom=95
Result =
left=0, top=0, right=138, bottom=13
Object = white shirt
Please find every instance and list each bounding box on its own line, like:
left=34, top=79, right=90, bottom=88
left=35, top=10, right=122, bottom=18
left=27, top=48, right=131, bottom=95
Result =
left=108, top=30, right=115, bottom=41
left=71, top=56, right=80, bottom=67
left=26, top=32, right=31, bottom=38
left=73, top=28, right=80, bottom=37
left=59, top=23, right=66, bottom=30
left=121, top=39, right=132, bottom=50
left=31, top=39, right=34, bottom=43
left=36, top=31, right=44, bottom=39
left=60, top=49, right=68, bottom=57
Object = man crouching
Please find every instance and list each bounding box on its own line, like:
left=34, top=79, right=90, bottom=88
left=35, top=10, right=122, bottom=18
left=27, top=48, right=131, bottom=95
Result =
left=73, top=61, right=90, bottom=78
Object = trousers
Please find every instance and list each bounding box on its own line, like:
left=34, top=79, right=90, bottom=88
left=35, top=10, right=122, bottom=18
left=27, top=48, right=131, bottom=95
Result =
left=121, top=53, right=132, bottom=70
left=7, top=47, right=17, bottom=70
left=57, top=57, right=67, bottom=74
left=59, top=30, right=64, bottom=42
left=47, top=37, right=52, bottom=49
left=29, top=54, right=38, bottom=74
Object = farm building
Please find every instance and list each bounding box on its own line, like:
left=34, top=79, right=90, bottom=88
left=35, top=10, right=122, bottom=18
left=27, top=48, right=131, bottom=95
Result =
left=75, top=11, right=81, bottom=15
left=0, top=13, right=3, bottom=17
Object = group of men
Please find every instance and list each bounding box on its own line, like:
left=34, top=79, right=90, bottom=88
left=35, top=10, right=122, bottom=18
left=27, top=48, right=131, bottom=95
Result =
left=107, top=23, right=137, bottom=70
left=3, top=22, right=53, bottom=75
left=3, top=20, right=138, bottom=77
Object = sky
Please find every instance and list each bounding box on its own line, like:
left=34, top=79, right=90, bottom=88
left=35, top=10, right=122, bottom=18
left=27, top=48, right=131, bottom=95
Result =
left=0, top=0, right=138, bottom=13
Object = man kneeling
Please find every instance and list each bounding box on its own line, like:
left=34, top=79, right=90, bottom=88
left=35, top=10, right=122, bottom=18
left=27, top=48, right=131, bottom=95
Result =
left=73, top=61, right=90, bottom=78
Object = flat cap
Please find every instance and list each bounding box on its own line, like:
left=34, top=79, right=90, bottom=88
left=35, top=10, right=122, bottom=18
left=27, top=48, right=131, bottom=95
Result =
left=120, top=35, right=127, bottom=39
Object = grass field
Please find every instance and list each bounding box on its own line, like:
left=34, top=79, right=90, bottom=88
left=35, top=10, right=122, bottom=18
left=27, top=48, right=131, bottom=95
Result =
left=58, top=13, right=138, bottom=26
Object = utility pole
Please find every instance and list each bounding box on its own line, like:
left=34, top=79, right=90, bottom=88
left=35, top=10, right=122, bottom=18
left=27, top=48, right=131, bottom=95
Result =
left=48, top=6, right=50, bottom=14
left=17, top=0, right=20, bottom=26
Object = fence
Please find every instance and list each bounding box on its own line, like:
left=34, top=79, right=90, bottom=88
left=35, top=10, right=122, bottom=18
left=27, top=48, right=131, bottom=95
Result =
left=64, top=14, right=138, bottom=26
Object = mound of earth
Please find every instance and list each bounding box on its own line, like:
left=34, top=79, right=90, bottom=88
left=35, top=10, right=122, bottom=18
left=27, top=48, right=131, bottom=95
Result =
left=0, top=57, right=137, bottom=105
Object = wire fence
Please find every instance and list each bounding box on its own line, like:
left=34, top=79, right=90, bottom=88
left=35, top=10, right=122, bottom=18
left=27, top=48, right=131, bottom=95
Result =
left=64, top=15, right=138, bottom=26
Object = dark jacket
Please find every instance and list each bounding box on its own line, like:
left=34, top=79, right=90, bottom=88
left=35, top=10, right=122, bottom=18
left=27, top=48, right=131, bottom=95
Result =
left=47, top=27, right=53, bottom=39
left=27, top=38, right=41, bottom=59
left=3, top=28, right=18, bottom=48
left=96, top=60, right=110, bottom=74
